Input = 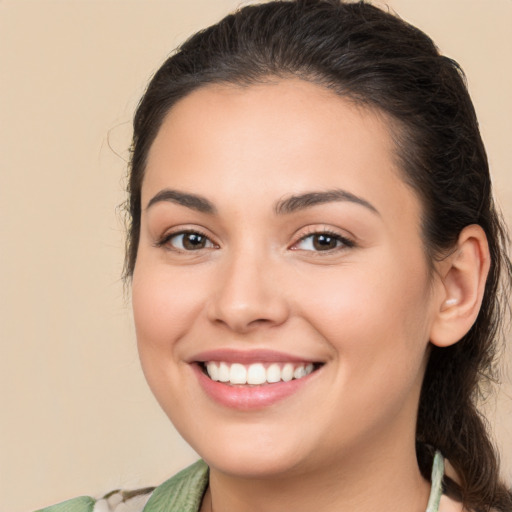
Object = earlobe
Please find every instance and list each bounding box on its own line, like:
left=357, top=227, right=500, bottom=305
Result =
left=429, top=225, right=490, bottom=348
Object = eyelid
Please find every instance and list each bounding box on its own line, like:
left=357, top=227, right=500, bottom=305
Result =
left=154, top=227, right=219, bottom=251
left=290, top=226, right=356, bottom=252
left=153, top=225, right=355, bottom=253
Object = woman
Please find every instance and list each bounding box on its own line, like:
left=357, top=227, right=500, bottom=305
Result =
left=37, top=0, right=511, bottom=511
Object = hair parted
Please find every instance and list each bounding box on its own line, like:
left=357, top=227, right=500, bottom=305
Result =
left=125, top=1, right=512, bottom=509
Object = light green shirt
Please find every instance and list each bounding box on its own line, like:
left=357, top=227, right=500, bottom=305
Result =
left=35, top=460, right=208, bottom=512
left=35, top=452, right=444, bottom=512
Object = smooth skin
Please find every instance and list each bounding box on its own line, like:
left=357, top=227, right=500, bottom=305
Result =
left=132, top=79, right=489, bottom=512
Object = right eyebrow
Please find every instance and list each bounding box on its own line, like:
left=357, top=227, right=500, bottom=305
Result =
left=274, top=189, right=380, bottom=216
left=145, top=189, right=216, bottom=214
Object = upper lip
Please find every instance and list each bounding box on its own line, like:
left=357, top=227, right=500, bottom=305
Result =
left=189, top=349, right=320, bottom=364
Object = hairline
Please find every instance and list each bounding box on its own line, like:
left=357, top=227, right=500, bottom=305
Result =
left=127, top=73, right=441, bottom=279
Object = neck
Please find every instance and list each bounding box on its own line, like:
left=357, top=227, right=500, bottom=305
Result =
left=204, top=438, right=430, bottom=512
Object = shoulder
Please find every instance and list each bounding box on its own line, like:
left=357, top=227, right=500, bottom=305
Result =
left=35, top=488, right=155, bottom=512
left=34, top=485, right=155, bottom=512
left=34, top=460, right=208, bottom=512
left=143, top=459, right=209, bottom=512
left=34, top=496, right=96, bottom=512
left=439, top=495, right=463, bottom=512
left=439, top=494, right=491, bottom=512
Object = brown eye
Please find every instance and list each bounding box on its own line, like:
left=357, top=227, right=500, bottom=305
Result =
left=312, top=234, right=339, bottom=250
left=294, top=232, right=354, bottom=252
left=167, top=231, right=215, bottom=251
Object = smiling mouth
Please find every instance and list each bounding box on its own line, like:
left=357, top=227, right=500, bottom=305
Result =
left=200, top=361, right=323, bottom=386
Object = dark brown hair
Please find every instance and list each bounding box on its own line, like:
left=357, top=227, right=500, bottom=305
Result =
left=125, top=1, right=512, bottom=510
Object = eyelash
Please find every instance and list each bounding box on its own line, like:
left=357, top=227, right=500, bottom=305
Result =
left=155, top=229, right=217, bottom=252
left=156, top=227, right=355, bottom=254
left=291, top=229, right=355, bottom=253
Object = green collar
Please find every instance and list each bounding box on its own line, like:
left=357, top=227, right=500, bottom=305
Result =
left=143, top=459, right=209, bottom=512
left=143, top=452, right=444, bottom=512
left=426, top=451, right=445, bottom=512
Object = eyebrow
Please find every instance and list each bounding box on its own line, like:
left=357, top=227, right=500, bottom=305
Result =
left=146, top=187, right=379, bottom=216
left=274, top=189, right=379, bottom=215
left=146, top=189, right=216, bottom=214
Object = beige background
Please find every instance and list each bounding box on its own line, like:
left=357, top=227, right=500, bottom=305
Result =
left=1, top=1, right=510, bottom=511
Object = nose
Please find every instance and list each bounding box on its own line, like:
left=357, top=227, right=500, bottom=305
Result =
left=206, top=248, right=290, bottom=333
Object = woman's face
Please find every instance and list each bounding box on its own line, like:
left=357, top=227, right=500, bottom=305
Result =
left=132, top=80, right=444, bottom=478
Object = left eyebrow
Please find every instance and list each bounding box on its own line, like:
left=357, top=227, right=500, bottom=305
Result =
left=145, top=189, right=216, bottom=214
left=274, top=189, right=380, bottom=216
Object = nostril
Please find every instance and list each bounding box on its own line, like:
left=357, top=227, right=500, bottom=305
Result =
left=206, top=263, right=290, bottom=332
left=209, top=304, right=288, bottom=333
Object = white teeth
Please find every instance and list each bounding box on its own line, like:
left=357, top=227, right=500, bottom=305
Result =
left=281, top=363, right=294, bottom=382
left=266, top=363, right=281, bottom=383
left=206, top=362, right=219, bottom=381
left=230, top=363, right=247, bottom=384
left=204, top=361, right=316, bottom=385
left=247, top=363, right=267, bottom=385
left=218, top=362, right=230, bottom=382
left=293, top=366, right=307, bottom=379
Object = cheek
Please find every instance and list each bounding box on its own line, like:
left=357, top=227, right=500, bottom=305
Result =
left=132, top=262, right=206, bottom=357
left=295, top=251, right=432, bottom=367
left=131, top=262, right=207, bottom=416
left=302, top=259, right=432, bottom=422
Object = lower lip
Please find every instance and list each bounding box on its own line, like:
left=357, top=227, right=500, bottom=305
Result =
left=192, top=364, right=317, bottom=410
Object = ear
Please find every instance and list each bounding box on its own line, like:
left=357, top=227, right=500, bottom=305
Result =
left=429, top=224, right=490, bottom=348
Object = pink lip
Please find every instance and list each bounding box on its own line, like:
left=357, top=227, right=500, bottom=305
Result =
left=191, top=361, right=320, bottom=411
left=190, top=349, right=315, bottom=364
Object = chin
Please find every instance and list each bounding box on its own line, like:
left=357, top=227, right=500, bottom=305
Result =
left=203, top=449, right=306, bottom=479
left=182, top=422, right=314, bottom=478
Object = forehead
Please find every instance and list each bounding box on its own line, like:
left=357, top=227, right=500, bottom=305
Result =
left=143, top=79, right=420, bottom=225
left=147, top=80, right=395, bottom=171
